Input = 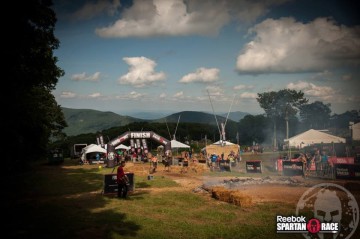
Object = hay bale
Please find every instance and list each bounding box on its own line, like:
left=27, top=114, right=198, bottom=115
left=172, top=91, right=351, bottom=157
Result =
left=211, top=186, right=232, bottom=202
left=229, top=191, right=252, bottom=207
left=211, top=186, right=252, bottom=207
left=189, top=163, right=208, bottom=174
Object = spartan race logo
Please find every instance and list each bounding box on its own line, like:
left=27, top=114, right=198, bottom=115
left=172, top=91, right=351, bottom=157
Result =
left=276, top=216, right=339, bottom=234
left=277, top=183, right=359, bottom=239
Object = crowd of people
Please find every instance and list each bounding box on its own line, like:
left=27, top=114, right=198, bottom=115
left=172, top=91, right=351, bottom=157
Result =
left=207, top=151, right=240, bottom=171
left=295, top=149, right=330, bottom=176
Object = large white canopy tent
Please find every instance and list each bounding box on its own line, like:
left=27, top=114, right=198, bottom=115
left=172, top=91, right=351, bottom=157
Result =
left=83, top=144, right=107, bottom=154
left=171, top=139, right=190, bottom=149
left=284, top=129, right=346, bottom=148
left=80, top=144, right=107, bottom=161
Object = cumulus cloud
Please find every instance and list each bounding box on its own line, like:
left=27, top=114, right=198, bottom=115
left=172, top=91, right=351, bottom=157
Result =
left=60, top=91, right=76, bottom=98
left=173, top=91, right=184, bottom=98
left=119, top=56, right=166, bottom=87
left=179, top=67, right=220, bottom=83
left=159, top=93, right=167, bottom=99
left=71, top=72, right=102, bottom=81
left=236, top=17, right=360, bottom=73
left=96, top=0, right=229, bottom=37
left=95, top=0, right=288, bottom=38
left=239, top=92, right=257, bottom=98
left=206, top=85, right=224, bottom=96
left=228, top=0, right=289, bottom=23
left=115, top=91, right=145, bottom=100
left=70, top=0, right=121, bottom=20
left=233, top=84, right=254, bottom=90
left=128, top=91, right=143, bottom=99
left=88, top=93, right=102, bottom=98
left=287, top=81, right=336, bottom=100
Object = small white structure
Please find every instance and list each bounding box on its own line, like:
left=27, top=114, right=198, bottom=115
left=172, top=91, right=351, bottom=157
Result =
left=284, top=129, right=346, bottom=148
left=213, top=140, right=235, bottom=146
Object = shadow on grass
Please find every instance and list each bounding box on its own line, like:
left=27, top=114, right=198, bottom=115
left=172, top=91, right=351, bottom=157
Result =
left=135, top=182, right=151, bottom=188
left=5, top=162, right=142, bottom=238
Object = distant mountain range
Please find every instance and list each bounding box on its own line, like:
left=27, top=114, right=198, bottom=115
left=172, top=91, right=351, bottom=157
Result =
left=61, top=107, right=249, bottom=136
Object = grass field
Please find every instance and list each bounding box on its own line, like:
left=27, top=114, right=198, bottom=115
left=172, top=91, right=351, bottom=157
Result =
left=5, top=152, right=357, bottom=239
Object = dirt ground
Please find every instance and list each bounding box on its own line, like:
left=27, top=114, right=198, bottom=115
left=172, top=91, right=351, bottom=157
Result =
left=124, top=161, right=360, bottom=205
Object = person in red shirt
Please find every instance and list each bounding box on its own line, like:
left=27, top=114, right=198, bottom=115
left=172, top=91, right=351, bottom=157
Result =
left=117, top=161, right=128, bottom=199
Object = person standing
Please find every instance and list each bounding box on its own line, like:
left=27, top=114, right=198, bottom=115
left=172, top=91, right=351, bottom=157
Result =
left=151, top=155, right=158, bottom=173
left=321, top=151, right=329, bottom=175
left=313, top=149, right=322, bottom=175
left=117, top=161, right=128, bottom=199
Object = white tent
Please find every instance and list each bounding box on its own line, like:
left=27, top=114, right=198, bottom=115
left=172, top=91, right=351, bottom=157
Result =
left=171, top=139, right=190, bottom=149
left=213, top=140, right=235, bottom=146
left=83, top=144, right=107, bottom=154
left=284, top=129, right=346, bottom=148
left=115, top=144, right=130, bottom=150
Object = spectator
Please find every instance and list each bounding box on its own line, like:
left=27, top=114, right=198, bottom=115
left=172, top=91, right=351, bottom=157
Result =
left=117, top=161, right=129, bottom=199
left=313, top=150, right=322, bottom=175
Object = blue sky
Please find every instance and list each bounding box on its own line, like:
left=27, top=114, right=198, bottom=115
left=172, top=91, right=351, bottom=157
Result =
left=52, top=0, right=360, bottom=116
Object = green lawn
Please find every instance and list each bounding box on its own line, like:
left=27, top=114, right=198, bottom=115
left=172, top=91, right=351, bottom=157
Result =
left=6, top=155, right=306, bottom=239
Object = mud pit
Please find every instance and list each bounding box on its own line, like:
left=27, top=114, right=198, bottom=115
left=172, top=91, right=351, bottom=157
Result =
left=126, top=162, right=360, bottom=205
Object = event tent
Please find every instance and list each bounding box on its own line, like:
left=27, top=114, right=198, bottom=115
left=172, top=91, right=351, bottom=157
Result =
left=83, top=144, right=107, bottom=154
left=284, top=129, right=346, bottom=148
left=213, top=140, right=235, bottom=146
left=171, top=139, right=190, bottom=149
left=115, top=144, right=130, bottom=150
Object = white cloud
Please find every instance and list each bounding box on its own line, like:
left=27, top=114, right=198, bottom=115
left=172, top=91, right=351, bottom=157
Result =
left=115, top=91, right=145, bottom=100
left=71, top=72, right=101, bottom=81
left=179, top=67, right=220, bottom=83
left=287, top=81, right=336, bottom=100
left=228, top=0, right=289, bottom=23
left=173, top=91, right=184, bottom=98
left=205, top=85, right=224, bottom=96
left=119, top=56, right=166, bottom=87
left=239, top=92, right=257, bottom=99
left=159, top=93, right=166, bottom=99
left=60, top=91, right=76, bottom=98
left=88, top=92, right=102, bottom=98
left=95, top=0, right=288, bottom=38
left=128, top=91, right=143, bottom=99
left=236, top=17, right=360, bottom=73
left=96, top=0, right=230, bottom=37
left=233, top=84, right=254, bottom=90
left=71, top=0, right=121, bottom=20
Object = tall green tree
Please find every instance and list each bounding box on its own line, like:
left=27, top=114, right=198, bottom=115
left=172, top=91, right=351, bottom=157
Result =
left=237, top=114, right=270, bottom=145
left=257, top=89, right=308, bottom=148
left=299, top=101, right=332, bottom=130
left=5, top=0, right=67, bottom=169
